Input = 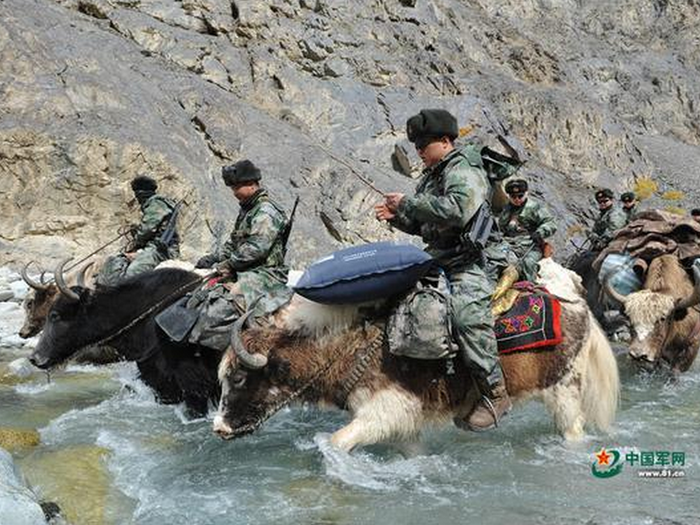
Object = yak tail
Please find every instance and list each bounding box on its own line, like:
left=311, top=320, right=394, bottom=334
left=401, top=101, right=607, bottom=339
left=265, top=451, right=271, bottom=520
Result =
left=581, top=313, right=620, bottom=431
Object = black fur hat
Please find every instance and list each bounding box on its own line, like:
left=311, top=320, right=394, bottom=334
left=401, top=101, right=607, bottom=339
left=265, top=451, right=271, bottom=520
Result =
left=131, top=175, right=158, bottom=192
left=505, top=179, right=528, bottom=194
left=406, top=109, right=459, bottom=145
left=222, top=160, right=262, bottom=186
left=595, top=188, right=614, bottom=201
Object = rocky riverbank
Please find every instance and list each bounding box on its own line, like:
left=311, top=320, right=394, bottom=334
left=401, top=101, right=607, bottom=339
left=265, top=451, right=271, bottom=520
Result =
left=2, top=0, right=700, bottom=272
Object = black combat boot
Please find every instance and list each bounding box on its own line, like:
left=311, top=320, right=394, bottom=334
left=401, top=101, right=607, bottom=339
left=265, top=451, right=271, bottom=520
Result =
left=456, top=366, right=512, bottom=432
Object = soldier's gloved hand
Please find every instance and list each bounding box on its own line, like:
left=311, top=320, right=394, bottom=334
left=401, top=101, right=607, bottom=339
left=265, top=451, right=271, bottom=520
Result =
left=214, top=261, right=232, bottom=276
left=531, top=231, right=543, bottom=246
left=195, top=254, right=216, bottom=269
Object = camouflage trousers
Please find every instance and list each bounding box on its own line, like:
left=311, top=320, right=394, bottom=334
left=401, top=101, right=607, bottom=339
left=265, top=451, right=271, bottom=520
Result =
left=448, top=262, right=499, bottom=379
left=512, top=244, right=543, bottom=283
left=97, top=245, right=167, bottom=286
left=187, top=268, right=293, bottom=350
left=482, top=238, right=517, bottom=285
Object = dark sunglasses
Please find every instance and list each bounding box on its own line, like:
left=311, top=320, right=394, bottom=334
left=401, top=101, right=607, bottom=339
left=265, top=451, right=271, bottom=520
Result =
left=508, top=192, right=525, bottom=198
left=597, top=198, right=612, bottom=204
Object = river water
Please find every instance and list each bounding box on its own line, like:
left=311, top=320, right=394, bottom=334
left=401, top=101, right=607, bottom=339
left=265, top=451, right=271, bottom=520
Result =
left=1, top=328, right=699, bottom=524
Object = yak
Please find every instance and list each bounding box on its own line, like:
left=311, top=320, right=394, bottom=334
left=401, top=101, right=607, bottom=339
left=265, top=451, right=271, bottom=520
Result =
left=605, top=254, right=700, bottom=373
left=214, top=260, right=620, bottom=451
left=19, top=261, right=96, bottom=339
left=29, top=259, right=220, bottom=415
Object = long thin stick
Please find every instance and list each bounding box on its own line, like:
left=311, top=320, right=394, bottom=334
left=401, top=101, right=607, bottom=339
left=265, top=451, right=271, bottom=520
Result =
left=64, top=231, right=129, bottom=273
left=315, top=143, right=387, bottom=196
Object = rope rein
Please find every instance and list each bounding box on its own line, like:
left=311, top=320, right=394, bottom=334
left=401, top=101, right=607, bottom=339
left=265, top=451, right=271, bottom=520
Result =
left=89, top=275, right=207, bottom=351
left=335, top=328, right=385, bottom=408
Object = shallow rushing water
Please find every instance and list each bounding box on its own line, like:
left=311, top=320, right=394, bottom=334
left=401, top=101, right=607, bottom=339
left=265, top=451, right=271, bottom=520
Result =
left=1, top=344, right=698, bottom=525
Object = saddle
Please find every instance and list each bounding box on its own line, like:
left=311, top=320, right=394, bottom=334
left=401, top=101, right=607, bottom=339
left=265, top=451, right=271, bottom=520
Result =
left=155, top=276, right=230, bottom=344
left=494, top=283, right=564, bottom=354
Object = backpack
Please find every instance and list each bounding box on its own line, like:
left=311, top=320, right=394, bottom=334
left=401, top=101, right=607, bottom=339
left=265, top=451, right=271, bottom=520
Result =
left=386, top=275, right=456, bottom=360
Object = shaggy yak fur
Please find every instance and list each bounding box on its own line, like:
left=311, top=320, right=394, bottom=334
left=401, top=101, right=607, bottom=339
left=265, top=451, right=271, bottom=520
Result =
left=30, top=268, right=221, bottom=416
left=215, top=261, right=620, bottom=451
left=606, top=254, right=700, bottom=373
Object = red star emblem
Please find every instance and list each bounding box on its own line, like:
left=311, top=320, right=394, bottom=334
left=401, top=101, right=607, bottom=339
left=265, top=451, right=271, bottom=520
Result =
left=596, top=448, right=611, bottom=466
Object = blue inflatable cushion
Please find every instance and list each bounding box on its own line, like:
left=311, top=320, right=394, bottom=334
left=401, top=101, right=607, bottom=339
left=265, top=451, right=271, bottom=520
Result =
left=294, top=242, right=434, bottom=304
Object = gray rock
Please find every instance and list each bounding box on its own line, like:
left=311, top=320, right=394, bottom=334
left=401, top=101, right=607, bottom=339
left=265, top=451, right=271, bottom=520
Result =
left=0, top=291, right=14, bottom=302
left=393, top=140, right=421, bottom=178
left=8, top=357, right=34, bottom=378
left=0, top=447, right=46, bottom=525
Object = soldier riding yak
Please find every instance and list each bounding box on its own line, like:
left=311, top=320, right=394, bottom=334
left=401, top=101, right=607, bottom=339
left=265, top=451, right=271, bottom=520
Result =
left=498, top=179, right=557, bottom=282
left=569, top=188, right=628, bottom=318
left=183, top=160, right=293, bottom=350
left=98, top=175, right=180, bottom=286
left=375, top=108, right=511, bottom=431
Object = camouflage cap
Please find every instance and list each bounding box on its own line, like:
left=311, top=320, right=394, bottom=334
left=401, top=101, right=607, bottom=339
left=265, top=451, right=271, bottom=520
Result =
left=620, top=191, right=636, bottom=202
left=222, top=160, right=261, bottom=186
left=131, top=175, right=158, bottom=192
left=595, top=188, right=614, bottom=201
left=406, top=109, right=459, bottom=145
left=505, top=179, right=528, bottom=194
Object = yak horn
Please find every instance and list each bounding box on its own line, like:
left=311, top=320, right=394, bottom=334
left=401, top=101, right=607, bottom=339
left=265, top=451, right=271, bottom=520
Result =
left=76, top=261, right=95, bottom=288
left=21, top=262, right=50, bottom=291
left=230, top=299, right=267, bottom=370
left=54, top=258, right=80, bottom=302
left=604, top=274, right=627, bottom=306
left=675, top=266, right=700, bottom=311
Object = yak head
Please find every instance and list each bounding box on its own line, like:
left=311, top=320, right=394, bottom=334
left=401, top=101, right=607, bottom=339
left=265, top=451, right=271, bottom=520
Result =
left=19, top=262, right=59, bottom=338
left=19, top=261, right=99, bottom=339
left=211, top=297, right=351, bottom=441
left=213, top=309, right=301, bottom=440
left=606, top=265, right=700, bottom=369
left=29, top=259, right=99, bottom=369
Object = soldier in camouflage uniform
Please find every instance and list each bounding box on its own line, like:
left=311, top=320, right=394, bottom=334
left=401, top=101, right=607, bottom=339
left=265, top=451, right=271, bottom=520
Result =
left=98, top=175, right=179, bottom=286
left=620, top=191, right=638, bottom=224
left=189, top=160, right=291, bottom=349
left=589, top=188, right=628, bottom=251
left=570, top=188, right=628, bottom=319
left=498, top=179, right=557, bottom=282
left=375, top=108, right=511, bottom=431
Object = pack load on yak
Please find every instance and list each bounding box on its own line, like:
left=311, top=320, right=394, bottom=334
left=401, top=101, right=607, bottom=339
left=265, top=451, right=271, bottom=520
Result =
left=596, top=210, right=700, bottom=373
left=594, top=209, right=700, bottom=279
left=593, top=208, right=700, bottom=315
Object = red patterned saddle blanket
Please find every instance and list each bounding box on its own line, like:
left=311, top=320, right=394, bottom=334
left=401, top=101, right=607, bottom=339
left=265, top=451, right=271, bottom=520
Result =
left=494, top=283, right=563, bottom=354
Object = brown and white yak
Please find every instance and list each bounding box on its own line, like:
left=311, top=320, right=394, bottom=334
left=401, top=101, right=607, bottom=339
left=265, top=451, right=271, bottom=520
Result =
left=19, top=261, right=101, bottom=339
left=605, top=254, right=700, bottom=373
left=214, top=259, right=620, bottom=451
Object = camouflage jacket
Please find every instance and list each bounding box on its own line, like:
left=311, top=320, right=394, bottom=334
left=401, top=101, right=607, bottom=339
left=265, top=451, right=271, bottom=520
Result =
left=217, top=189, right=288, bottom=273
left=132, top=194, right=179, bottom=253
left=389, top=146, right=490, bottom=274
left=590, top=206, right=627, bottom=250
left=498, top=197, right=557, bottom=252
left=623, top=205, right=637, bottom=224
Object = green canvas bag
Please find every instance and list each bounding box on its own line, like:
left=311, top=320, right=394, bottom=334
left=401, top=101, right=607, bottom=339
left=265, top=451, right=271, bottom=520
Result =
left=386, top=278, right=456, bottom=360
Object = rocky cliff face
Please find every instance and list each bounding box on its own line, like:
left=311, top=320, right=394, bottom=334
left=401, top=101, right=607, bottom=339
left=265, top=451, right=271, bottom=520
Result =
left=2, top=0, right=699, bottom=268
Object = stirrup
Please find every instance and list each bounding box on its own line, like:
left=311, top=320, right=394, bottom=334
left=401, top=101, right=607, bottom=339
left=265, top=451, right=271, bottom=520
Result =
left=477, top=394, right=500, bottom=428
